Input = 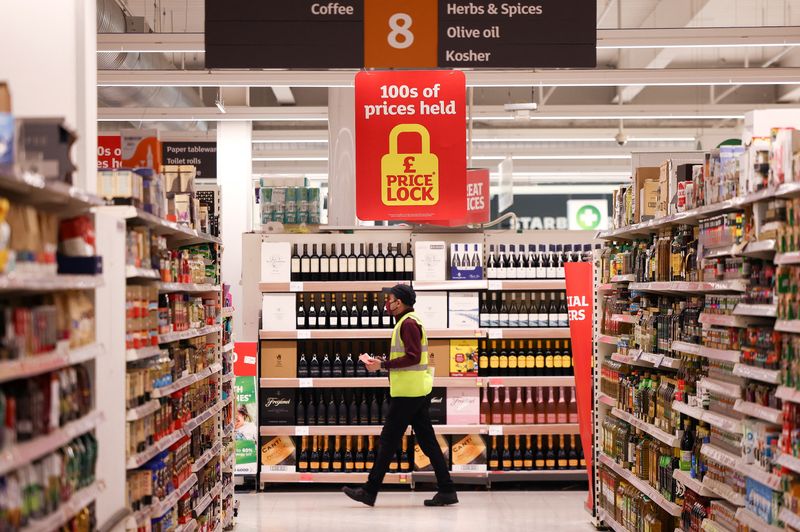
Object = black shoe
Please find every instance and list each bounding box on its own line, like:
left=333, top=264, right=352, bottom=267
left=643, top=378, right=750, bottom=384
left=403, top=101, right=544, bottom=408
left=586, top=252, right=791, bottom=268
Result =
left=424, top=492, right=459, bottom=506
left=342, top=486, right=376, bottom=507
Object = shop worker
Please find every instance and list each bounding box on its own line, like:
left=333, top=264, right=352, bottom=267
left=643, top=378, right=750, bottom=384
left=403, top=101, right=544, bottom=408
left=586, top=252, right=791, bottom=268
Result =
left=343, top=284, right=457, bottom=507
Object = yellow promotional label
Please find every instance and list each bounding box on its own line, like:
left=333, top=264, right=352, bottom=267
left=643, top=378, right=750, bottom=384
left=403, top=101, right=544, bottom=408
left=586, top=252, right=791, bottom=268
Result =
left=381, top=124, right=439, bottom=206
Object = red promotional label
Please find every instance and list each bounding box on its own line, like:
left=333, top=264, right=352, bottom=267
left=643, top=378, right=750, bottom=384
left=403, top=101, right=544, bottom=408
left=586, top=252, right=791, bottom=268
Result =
left=431, top=168, right=489, bottom=227
left=233, top=341, right=258, bottom=377
left=97, top=135, right=122, bottom=169
left=564, top=261, right=595, bottom=510
left=355, top=70, right=466, bottom=223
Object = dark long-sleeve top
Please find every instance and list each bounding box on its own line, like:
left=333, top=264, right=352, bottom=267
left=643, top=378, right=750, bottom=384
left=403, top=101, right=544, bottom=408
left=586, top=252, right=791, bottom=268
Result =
left=381, top=308, right=423, bottom=370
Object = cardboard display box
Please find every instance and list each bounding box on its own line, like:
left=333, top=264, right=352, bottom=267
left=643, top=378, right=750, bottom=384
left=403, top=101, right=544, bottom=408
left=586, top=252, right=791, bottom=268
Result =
left=449, top=339, right=478, bottom=377
left=414, top=435, right=450, bottom=471
left=260, top=436, right=296, bottom=472
left=451, top=434, right=487, bottom=472
left=261, top=242, right=291, bottom=283
left=415, top=291, right=448, bottom=329
left=428, top=387, right=447, bottom=425
left=260, top=340, right=297, bottom=378
left=448, top=292, right=479, bottom=329
left=414, top=241, right=447, bottom=281
left=446, top=388, right=479, bottom=425
left=633, top=167, right=660, bottom=223
left=259, top=388, right=296, bottom=426
left=262, top=293, right=297, bottom=331
left=427, top=339, right=451, bottom=378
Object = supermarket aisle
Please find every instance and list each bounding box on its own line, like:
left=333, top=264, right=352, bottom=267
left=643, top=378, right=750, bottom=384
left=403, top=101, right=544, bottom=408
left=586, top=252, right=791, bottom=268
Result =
left=235, top=490, right=594, bottom=531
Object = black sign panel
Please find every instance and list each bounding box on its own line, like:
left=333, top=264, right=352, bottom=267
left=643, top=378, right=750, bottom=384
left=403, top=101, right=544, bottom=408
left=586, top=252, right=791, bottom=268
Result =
left=206, top=0, right=595, bottom=69
left=438, top=1, right=596, bottom=67
left=205, top=0, right=364, bottom=69
left=161, top=141, right=217, bottom=179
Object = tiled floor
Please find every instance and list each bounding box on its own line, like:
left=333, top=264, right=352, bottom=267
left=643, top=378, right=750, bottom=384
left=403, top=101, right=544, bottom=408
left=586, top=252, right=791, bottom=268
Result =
left=234, top=490, right=595, bottom=532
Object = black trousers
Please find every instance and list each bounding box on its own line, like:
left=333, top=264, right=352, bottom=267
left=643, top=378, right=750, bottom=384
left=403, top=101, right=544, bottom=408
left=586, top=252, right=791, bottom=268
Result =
left=365, top=393, right=455, bottom=495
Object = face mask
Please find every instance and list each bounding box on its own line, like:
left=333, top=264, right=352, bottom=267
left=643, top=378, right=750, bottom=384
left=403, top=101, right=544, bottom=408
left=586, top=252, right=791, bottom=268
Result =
left=385, top=299, right=394, bottom=315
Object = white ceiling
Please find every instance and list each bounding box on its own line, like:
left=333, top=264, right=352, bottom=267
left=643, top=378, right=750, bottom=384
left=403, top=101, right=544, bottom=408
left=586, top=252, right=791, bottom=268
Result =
left=100, top=0, right=800, bottom=182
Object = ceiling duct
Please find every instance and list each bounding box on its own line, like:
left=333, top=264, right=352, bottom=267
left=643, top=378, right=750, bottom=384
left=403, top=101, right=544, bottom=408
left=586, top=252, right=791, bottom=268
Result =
left=97, top=0, right=206, bottom=130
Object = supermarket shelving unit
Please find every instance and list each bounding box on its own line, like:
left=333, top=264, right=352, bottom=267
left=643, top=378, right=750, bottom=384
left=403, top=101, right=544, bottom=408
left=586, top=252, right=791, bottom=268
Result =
left=250, top=229, right=596, bottom=489
left=95, top=205, right=228, bottom=530
left=593, top=140, right=800, bottom=531
left=0, top=173, right=107, bottom=528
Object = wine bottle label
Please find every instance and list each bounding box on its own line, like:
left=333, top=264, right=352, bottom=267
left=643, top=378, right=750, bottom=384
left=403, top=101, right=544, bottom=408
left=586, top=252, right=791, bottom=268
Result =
left=340, top=259, right=349, bottom=273
left=547, top=267, right=556, bottom=278
left=319, top=317, right=327, bottom=327
left=568, top=459, right=578, bottom=467
left=297, top=317, right=305, bottom=326
left=537, top=313, right=547, bottom=327
left=333, top=461, right=342, bottom=469
left=537, top=267, right=546, bottom=278
left=487, top=267, right=497, bottom=278
left=514, top=460, right=523, bottom=468
left=557, top=267, right=565, bottom=278
left=308, top=317, right=317, bottom=326
left=546, top=459, right=555, bottom=467
left=382, top=315, right=390, bottom=326
left=559, top=314, right=568, bottom=327
left=535, top=459, right=545, bottom=468
left=366, top=257, right=376, bottom=272
left=376, top=260, right=385, bottom=272
left=569, top=414, right=578, bottom=424
left=301, top=258, right=310, bottom=271
left=558, top=459, right=567, bottom=467
left=489, top=313, right=499, bottom=327
left=511, top=314, right=522, bottom=327
left=527, top=266, right=536, bottom=279
left=500, top=313, right=509, bottom=327
left=405, top=257, right=414, bottom=273
left=329, top=260, right=338, bottom=273
left=480, top=315, right=488, bottom=327
left=524, top=459, right=533, bottom=468
left=299, top=461, right=308, bottom=469
left=548, top=316, right=558, bottom=327
left=320, top=259, right=329, bottom=273
left=310, top=260, right=320, bottom=273
left=516, top=267, right=525, bottom=278
left=357, top=258, right=367, bottom=272
left=507, top=267, right=517, bottom=279
left=330, top=317, right=338, bottom=327
left=291, top=258, right=300, bottom=272
left=496, top=268, right=506, bottom=279
left=489, top=460, right=499, bottom=468
left=341, top=316, right=350, bottom=327
left=546, top=414, right=556, bottom=423
left=527, top=356, right=535, bottom=368
left=356, top=462, right=365, bottom=470
left=385, top=260, right=394, bottom=273
left=310, top=461, right=320, bottom=469
left=371, top=316, right=379, bottom=326
left=348, top=258, right=358, bottom=272
left=557, top=414, right=567, bottom=423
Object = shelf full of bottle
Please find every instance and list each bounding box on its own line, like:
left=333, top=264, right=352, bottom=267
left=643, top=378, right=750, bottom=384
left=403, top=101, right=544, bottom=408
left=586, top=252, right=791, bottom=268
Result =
left=286, top=338, right=575, bottom=382
left=479, top=290, right=569, bottom=329
left=262, top=432, right=587, bottom=478
left=261, top=385, right=578, bottom=430
left=287, top=239, right=595, bottom=284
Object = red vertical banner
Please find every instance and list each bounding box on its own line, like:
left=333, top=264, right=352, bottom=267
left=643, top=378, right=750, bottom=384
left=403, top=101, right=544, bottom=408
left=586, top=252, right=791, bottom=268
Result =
left=564, top=261, right=595, bottom=510
left=233, top=341, right=258, bottom=377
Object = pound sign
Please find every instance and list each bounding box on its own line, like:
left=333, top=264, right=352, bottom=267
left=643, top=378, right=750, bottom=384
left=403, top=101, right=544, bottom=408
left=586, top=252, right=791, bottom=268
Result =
left=402, top=156, right=416, bottom=173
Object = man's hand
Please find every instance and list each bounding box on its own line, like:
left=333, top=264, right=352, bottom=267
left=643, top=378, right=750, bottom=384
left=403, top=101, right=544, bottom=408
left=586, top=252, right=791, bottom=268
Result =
left=360, top=353, right=382, bottom=372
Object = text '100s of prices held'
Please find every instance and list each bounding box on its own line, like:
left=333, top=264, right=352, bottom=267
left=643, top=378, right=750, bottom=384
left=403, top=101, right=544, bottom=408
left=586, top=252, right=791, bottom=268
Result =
left=363, top=84, right=458, bottom=120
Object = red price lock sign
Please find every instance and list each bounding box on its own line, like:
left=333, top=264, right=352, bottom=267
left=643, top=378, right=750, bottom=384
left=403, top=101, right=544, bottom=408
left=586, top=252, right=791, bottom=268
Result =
left=356, top=70, right=466, bottom=223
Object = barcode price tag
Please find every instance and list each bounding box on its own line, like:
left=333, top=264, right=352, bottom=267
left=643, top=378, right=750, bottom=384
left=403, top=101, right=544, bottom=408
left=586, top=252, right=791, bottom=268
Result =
left=629, top=349, right=642, bottom=360
left=297, top=330, right=311, bottom=340
left=652, top=354, right=665, bottom=368
left=289, top=282, right=304, bottom=292
left=295, top=426, right=310, bottom=436
left=488, top=280, right=502, bottom=291
left=298, top=378, right=313, bottom=388
left=488, top=329, right=503, bottom=339
left=488, top=425, right=503, bottom=436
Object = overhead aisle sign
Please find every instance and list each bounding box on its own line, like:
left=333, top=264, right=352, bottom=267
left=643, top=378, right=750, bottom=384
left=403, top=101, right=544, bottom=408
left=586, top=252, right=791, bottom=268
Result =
left=205, top=0, right=596, bottom=68
left=355, top=70, right=466, bottom=223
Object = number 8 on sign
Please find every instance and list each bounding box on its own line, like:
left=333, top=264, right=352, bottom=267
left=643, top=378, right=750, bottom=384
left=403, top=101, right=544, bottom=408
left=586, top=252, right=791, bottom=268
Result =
left=388, top=13, right=414, bottom=49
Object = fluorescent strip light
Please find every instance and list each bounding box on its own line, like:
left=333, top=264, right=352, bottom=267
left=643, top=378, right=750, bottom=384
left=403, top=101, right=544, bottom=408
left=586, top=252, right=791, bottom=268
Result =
left=599, top=42, right=800, bottom=50
left=528, top=115, right=743, bottom=121
left=252, top=156, right=328, bottom=162
left=473, top=154, right=632, bottom=161
left=472, top=136, right=695, bottom=143
left=96, top=117, right=328, bottom=122
left=252, top=139, right=329, bottom=144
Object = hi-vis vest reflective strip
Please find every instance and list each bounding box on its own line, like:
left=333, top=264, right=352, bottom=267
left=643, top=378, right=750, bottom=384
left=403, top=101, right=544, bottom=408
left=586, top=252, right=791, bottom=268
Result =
left=389, top=311, right=433, bottom=398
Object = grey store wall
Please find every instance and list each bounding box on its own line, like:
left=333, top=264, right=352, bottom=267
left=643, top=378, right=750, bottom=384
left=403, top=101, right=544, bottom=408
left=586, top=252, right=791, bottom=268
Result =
left=491, top=194, right=613, bottom=231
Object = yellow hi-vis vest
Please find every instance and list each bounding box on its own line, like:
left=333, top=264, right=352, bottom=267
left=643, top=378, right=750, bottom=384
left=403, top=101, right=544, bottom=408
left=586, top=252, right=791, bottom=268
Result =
left=389, top=311, right=433, bottom=398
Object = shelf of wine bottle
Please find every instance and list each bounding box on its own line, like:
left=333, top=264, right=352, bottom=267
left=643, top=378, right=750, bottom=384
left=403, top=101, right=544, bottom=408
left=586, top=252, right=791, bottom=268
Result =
left=259, top=376, right=576, bottom=389
left=598, top=453, right=683, bottom=517
left=261, top=280, right=409, bottom=293
left=260, top=472, right=411, bottom=484
left=290, top=242, right=415, bottom=283
left=260, top=424, right=580, bottom=437
left=260, top=328, right=571, bottom=340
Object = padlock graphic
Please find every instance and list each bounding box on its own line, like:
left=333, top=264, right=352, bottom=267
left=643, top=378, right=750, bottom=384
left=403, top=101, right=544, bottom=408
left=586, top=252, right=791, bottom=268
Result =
left=381, top=123, right=439, bottom=206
